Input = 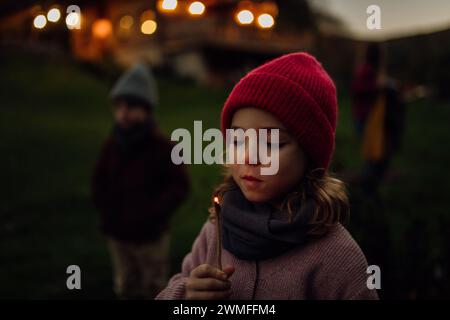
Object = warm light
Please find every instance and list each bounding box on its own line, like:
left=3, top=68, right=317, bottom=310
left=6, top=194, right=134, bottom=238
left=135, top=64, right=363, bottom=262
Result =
left=33, top=14, right=47, bottom=29
left=120, top=15, right=134, bottom=29
left=236, top=10, right=254, bottom=25
left=158, top=0, right=178, bottom=12
left=214, top=196, right=219, bottom=204
left=141, top=20, right=157, bottom=35
left=257, top=13, right=275, bottom=29
left=47, top=8, right=61, bottom=23
left=66, top=12, right=80, bottom=28
left=188, top=1, right=205, bottom=16
left=92, top=19, right=112, bottom=39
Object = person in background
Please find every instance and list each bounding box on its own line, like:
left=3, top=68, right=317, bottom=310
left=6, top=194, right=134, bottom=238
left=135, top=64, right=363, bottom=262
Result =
left=351, top=43, right=383, bottom=138
left=351, top=44, right=405, bottom=299
left=92, top=62, right=190, bottom=299
left=351, top=43, right=405, bottom=201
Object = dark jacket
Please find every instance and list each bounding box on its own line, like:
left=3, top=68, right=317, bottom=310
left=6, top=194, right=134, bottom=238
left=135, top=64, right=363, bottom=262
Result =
left=92, top=129, right=190, bottom=243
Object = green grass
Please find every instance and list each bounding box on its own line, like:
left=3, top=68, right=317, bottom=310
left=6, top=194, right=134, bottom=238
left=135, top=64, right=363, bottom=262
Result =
left=0, top=51, right=449, bottom=299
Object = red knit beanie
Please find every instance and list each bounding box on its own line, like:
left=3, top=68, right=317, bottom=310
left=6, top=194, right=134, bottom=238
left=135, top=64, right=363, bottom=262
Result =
left=221, top=52, right=337, bottom=170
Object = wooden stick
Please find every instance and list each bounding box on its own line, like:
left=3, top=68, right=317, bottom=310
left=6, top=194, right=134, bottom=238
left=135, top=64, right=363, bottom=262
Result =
left=213, top=196, right=222, bottom=270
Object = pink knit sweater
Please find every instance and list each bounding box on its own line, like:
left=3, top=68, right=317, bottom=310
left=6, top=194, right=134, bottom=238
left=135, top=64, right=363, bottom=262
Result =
left=156, top=219, right=379, bottom=300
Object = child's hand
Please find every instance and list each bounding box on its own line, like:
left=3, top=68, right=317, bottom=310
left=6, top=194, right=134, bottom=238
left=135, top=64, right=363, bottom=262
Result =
left=186, top=264, right=235, bottom=300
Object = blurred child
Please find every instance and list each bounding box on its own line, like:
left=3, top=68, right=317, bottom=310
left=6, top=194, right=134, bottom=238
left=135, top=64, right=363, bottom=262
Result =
left=351, top=43, right=383, bottom=137
left=352, top=43, right=405, bottom=200
left=155, top=53, right=378, bottom=300
left=92, top=62, right=190, bottom=299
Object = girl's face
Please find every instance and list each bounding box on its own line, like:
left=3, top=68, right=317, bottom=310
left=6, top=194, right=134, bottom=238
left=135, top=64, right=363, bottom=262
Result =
left=229, top=108, right=308, bottom=206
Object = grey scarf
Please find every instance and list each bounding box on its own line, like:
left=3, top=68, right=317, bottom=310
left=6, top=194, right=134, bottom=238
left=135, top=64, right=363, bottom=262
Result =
left=221, top=188, right=315, bottom=261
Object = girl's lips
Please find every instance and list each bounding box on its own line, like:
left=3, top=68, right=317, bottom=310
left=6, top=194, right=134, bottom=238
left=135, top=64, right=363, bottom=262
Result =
left=241, top=175, right=263, bottom=189
left=241, top=175, right=262, bottom=182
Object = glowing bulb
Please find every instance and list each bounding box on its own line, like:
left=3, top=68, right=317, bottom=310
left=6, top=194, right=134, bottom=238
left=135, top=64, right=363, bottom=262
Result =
left=33, top=15, right=47, bottom=29
left=120, top=15, right=134, bottom=29
left=141, top=20, right=157, bottom=35
left=66, top=12, right=80, bottom=28
left=159, top=0, right=178, bottom=11
left=47, top=8, right=61, bottom=23
left=236, top=10, right=254, bottom=25
left=188, top=2, right=205, bottom=16
left=92, top=19, right=112, bottom=39
left=257, top=13, right=275, bottom=29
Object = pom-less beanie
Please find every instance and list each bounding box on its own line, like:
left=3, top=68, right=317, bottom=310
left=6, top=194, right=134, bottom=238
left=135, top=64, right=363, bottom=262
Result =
left=221, top=52, right=338, bottom=170
left=110, top=62, right=158, bottom=109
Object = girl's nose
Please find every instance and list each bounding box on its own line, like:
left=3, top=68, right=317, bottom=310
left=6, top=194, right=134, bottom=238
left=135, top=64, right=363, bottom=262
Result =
left=244, top=138, right=260, bottom=166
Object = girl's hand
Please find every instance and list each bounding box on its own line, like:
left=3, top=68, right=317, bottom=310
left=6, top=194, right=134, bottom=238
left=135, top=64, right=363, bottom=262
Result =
left=186, top=264, right=235, bottom=300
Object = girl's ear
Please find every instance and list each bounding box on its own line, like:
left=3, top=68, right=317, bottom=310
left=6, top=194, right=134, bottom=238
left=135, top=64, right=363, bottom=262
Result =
left=308, top=167, right=326, bottom=178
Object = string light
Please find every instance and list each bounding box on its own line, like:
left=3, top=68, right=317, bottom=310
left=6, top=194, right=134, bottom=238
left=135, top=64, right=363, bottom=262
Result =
left=158, top=0, right=178, bottom=12
left=141, top=20, right=157, bottom=35
left=188, top=1, right=206, bottom=16
left=92, top=19, right=112, bottom=39
left=33, top=14, right=47, bottom=29
left=66, top=11, right=80, bottom=29
left=256, top=13, right=275, bottom=29
left=119, top=15, right=134, bottom=29
left=235, top=9, right=254, bottom=25
left=47, top=8, right=61, bottom=23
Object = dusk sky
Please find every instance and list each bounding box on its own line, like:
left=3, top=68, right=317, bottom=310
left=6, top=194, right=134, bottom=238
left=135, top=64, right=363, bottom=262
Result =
left=310, top=0, right=450, bottom=40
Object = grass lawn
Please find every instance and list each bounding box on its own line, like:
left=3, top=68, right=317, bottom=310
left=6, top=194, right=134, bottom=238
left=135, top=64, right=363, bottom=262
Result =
left=0, top=51, right=449, bottom=299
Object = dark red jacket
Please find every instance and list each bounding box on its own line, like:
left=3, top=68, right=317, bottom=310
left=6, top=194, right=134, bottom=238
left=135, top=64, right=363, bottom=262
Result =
left=92, top=130, right=190, bottom=243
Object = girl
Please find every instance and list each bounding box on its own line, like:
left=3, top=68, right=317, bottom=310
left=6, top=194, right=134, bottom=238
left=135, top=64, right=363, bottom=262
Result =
left=156, top=53, right=379, bottom=300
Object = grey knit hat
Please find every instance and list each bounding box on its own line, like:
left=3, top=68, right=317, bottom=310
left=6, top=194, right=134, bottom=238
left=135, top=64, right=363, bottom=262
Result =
left=110, top=62, right=158, bottom=109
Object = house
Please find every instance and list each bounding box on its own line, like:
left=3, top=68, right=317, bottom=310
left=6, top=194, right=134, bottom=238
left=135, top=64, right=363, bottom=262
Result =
left=0, top=1, right=318, bottom=85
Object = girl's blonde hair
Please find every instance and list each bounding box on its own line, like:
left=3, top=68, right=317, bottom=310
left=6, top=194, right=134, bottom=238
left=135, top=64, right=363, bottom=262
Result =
left=210, top=167, right=350, bottom=238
